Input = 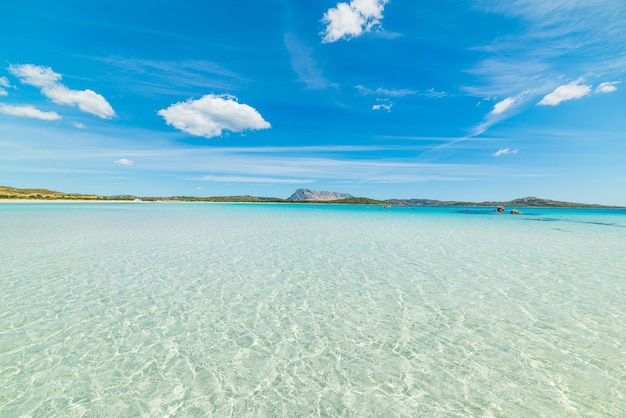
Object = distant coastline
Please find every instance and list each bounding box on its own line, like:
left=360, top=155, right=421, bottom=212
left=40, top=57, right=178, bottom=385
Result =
left=0, top=186, right=621, bottom=208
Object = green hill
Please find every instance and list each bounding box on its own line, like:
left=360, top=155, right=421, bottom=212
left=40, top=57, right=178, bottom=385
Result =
left=0, top=186, right=107, bottom=200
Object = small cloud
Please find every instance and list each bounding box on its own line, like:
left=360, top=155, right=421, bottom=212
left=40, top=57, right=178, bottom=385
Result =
left=158, top=94, right=271, bottom=139
left=0, top=89, right=7, bottom=97
left=372, top=101, right=392, bottom=111
left=321, top=0, right=389, bottom=43
left=470, top=93, right=530, bottom=137
left=493, top=148, right=518, bottom=157
left=72, top=122, right=87, bottom=129
left=491, top=97, right=516, bottom=115
left=0, top=104, right=62, bottom=121
left=538, top=79, right=591, bottom=106
left=114, top=158, right=134, bottom=166
left=595, top=81, right=620, bottom=94
left=9, top=64, right=116, bottom=119
left=356, top=85, right=416, bottom=97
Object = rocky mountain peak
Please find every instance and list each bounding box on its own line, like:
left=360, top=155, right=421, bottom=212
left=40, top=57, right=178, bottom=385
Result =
left=287, top=188, right=354, bottom=201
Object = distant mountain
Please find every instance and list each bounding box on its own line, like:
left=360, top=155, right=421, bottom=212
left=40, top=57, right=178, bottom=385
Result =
left=287, top=188, right=354, bottom=201
left=501, top=196, right=605, bottom=208
left=387, top=196, right=615, bottom=208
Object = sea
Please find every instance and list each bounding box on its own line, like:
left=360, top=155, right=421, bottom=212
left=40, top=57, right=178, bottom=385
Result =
left=1, top=202, right=625, bottom=417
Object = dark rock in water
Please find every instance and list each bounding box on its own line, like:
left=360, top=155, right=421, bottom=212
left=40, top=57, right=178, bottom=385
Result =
left=510, top=209, right=522, bottom=214
left=287, top=188, right=354, bottom=201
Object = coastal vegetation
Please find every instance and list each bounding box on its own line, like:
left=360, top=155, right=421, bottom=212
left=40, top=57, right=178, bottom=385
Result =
left=0, top=186, right=105, bottom=200
left=0, top=186, right=620, bottom=208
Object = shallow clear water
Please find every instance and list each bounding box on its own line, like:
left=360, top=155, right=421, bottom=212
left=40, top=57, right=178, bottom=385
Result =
left=1, top=203, right=625, bottom=417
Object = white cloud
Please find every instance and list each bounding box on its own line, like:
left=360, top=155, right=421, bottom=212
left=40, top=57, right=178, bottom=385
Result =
left=0, top=104, right=62, bottom=121
left=491, top=97, right=516, bottom=115
left=43, top=85, right=115, bottom=119
left=73, top=122, right=87, bottom=129
left=8, top=64, right=116, bottom=119
left=470, top=92, right=530, bottom=137
left=595, top=81, right=620, bottom=93
left=468, top=1, right=626, bottom=117
left=0, top=89, right=7, bottom=97
left=322, top=0, right=388, bottom=43
left=356, top=85, right=416, bottom=97
left=538, top=79, right=591, bottom=106
left=158, top=94, right=271, bottom=138
left=114, top=158, right=134, bottom=166
left=372, top=102, right=392, bottom=111
left=9, top=64, right=61, bottom=88
left=493, top=148, right=518, bottom=157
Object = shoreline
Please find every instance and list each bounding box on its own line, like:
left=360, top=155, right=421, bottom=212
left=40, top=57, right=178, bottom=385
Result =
left=2, top=186, right=622, bottom=208
left=1, top=199, right=624, bottom=210
left=0, top=199, right=139, bottom=203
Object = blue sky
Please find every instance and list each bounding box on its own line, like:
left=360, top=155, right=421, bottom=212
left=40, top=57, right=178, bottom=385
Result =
left=1, top=0, right=625, bottom=204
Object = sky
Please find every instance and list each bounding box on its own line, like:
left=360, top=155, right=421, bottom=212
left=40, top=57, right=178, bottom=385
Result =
left=1, top=0, right=625, bottom=205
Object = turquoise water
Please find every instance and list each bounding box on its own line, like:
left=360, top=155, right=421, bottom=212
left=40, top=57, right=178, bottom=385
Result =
left=1, top=202, right=625, bottom=417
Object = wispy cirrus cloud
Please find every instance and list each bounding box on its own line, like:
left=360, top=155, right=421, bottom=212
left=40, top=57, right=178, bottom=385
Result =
left=356, top=85, right=447, bottom=99
left=0, top=104, right=62, bottom=121
left=100, top=57, right=243, bottom=96
left=424, top=88, right=447, bottom=98
left=1, top=122, right=540, bottom=189
left=471, top=0, right=626, bottom=93
left=9, top=64, right=116, bottom=119
left=470, top=91, right=530, bottom=136
left=284, top=34, right=335, bottom=90
left=356, top=85, right=416, bottom=97
left=357, top=85, right=446, bottom=112
left=467, top=0, right=626, bottom=132
left=158, top=94, right=271, bottom=138
left=321, top=0, right=389, bottom=43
